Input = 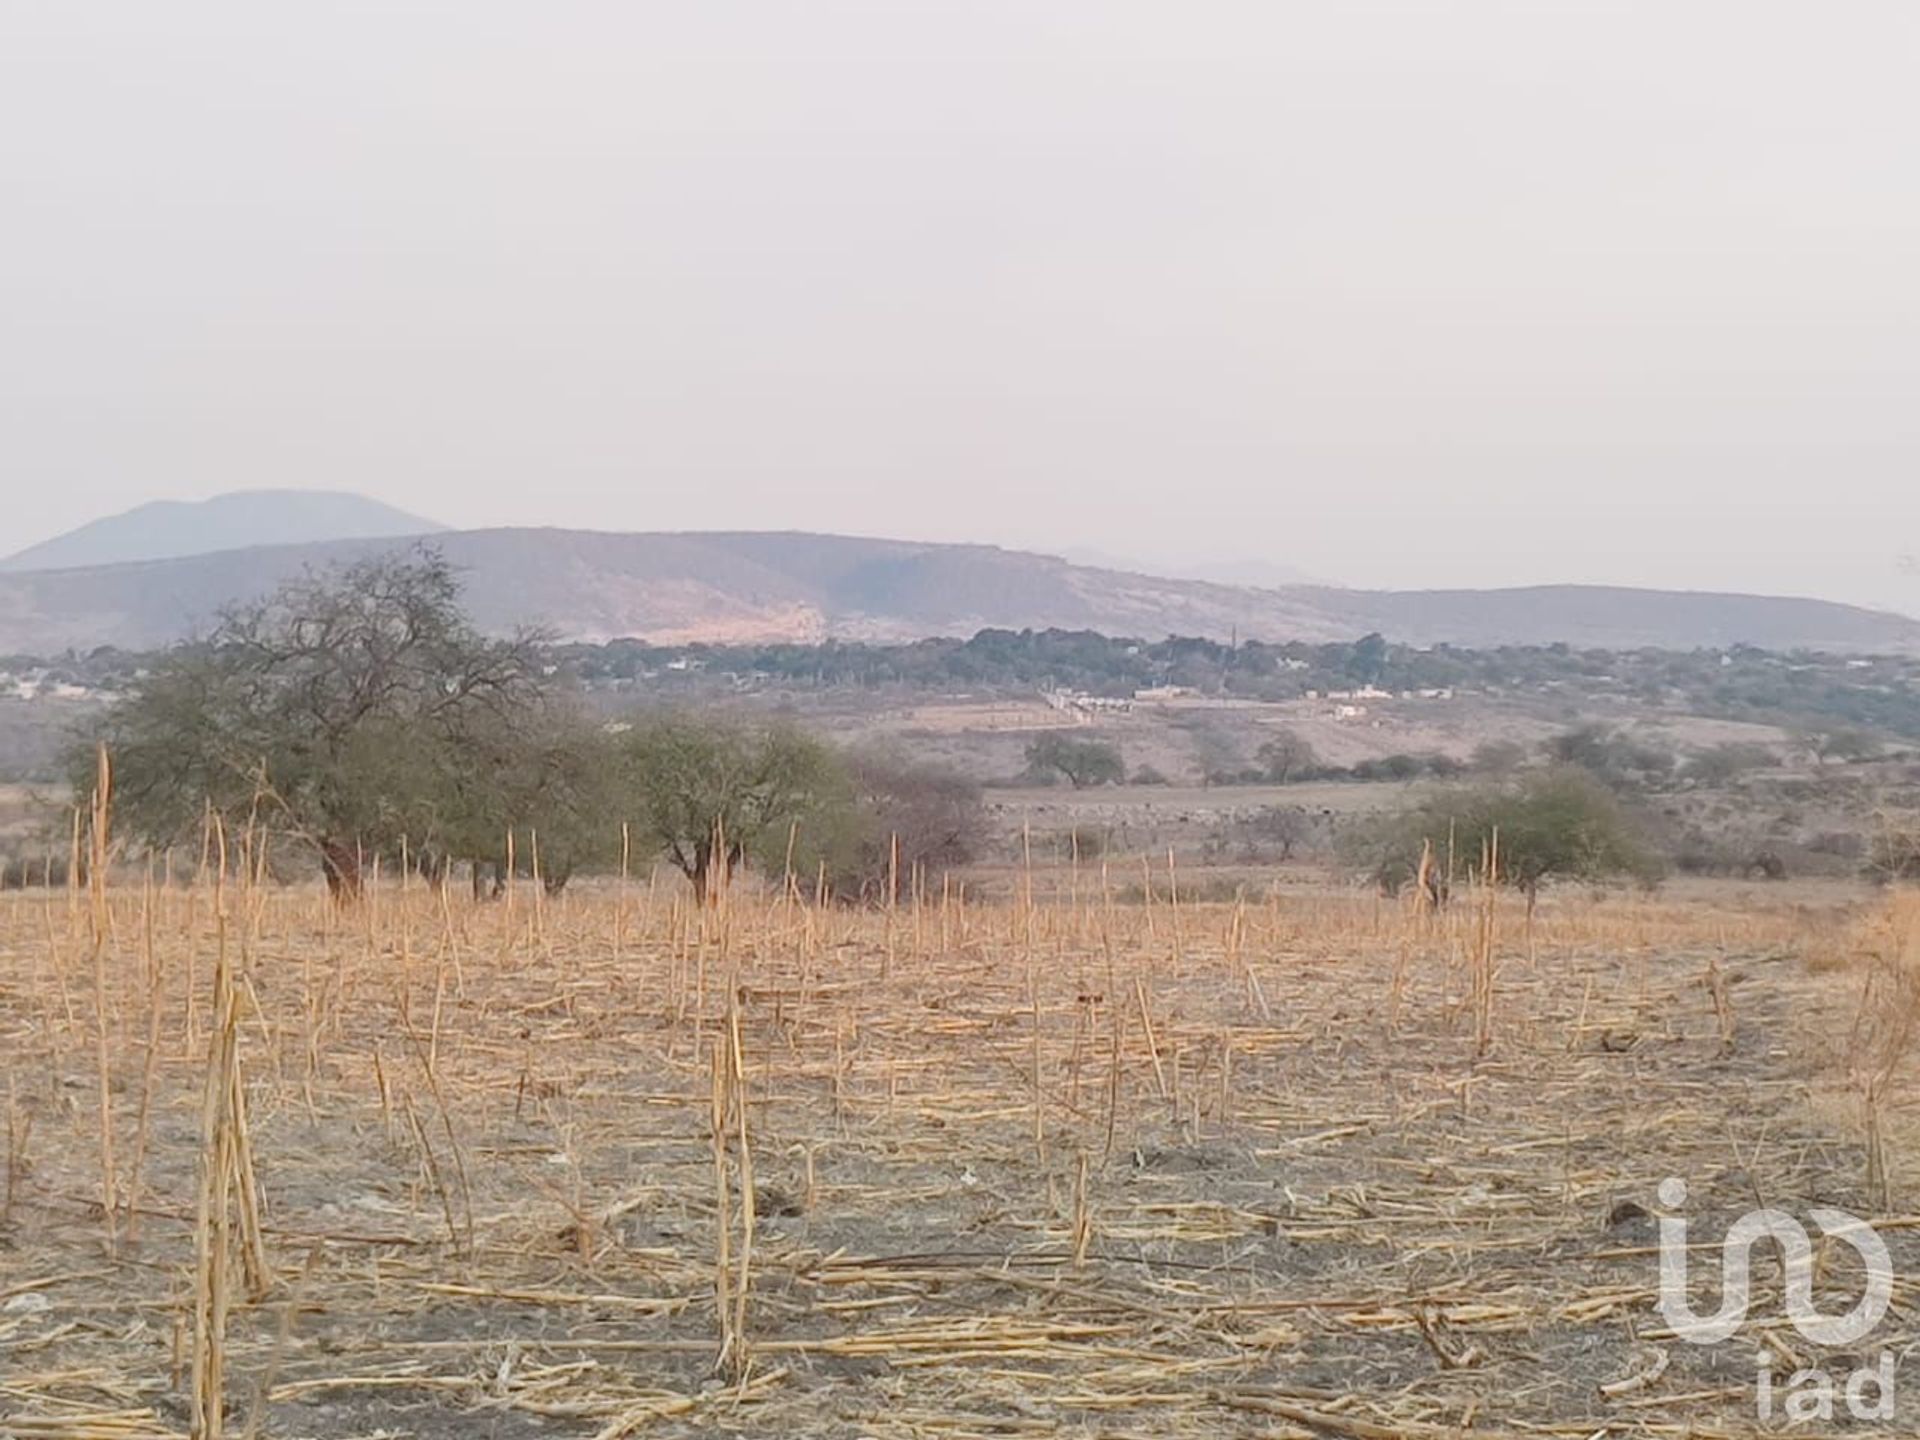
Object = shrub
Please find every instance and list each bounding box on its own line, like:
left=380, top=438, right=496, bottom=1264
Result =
left=1866, top=824, right=1920, bottom=883
left=1345, top=767, right=1663, bottom=902
left=1684, top=741, right=1777, bottom=785
left=1808, top=830, right=1865, bottom=860
left=827, top=750, right=988, bottom=901
left=1544, top=725, right=1676, bottom=791
left=1469, top=739, right=1528, bottom=776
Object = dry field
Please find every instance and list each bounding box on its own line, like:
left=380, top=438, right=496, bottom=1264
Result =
left=763, top=689, right=1797, bottom=793
left=2, top=861, right=1918, bottom=1439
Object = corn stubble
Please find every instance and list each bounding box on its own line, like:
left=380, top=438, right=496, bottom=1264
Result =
left=0, top=818, right=1912, bottom=1438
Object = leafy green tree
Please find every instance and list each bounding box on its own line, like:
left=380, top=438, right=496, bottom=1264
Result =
left=1348, top=767, right=1661, bottom=905
left=618, top=716, right=847, bottom=900
left=80, top=549, right=547, bottom=897
left=1255, top=730, right=1317, bottom=784
left=1343, top=632, right=1389, bottom=684
left=1181, top=719, right=1246, bottom=787
left=1023, top=733, right=1124, bottom=789
left=1469, top=739, right=1528, bottom=776
left=442, top=709, right=622, bottom=896
left=1382, top=753, right=1425, bottom=780
left=1544, top=724, right=1675, bottom=790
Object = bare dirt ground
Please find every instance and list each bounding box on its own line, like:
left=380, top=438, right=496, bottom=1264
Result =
left=1, top=875, right=1916, bottom=1438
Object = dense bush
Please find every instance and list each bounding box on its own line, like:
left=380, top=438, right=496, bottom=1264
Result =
left=1345, top=767, right=1664, bottom=901
left=1544, top=725, right=1676, bottom=791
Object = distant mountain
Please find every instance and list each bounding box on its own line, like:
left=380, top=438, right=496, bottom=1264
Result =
left=0, top=527, right=1915, bottom=656
left=1283, top=583, right=1920, bottom=653
left=1060, top=547, right=1331, bottom=589
left=1, top=490, right=444, bottom=573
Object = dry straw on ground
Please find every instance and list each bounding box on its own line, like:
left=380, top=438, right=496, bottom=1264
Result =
left=0, top=841, right=1916, bottom=1438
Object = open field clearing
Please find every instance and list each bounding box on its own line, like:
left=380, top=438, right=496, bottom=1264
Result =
left=2, top=869, right=1917, bottom=1438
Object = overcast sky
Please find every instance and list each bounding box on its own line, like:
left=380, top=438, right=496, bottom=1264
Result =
left=4, top=3, right=1916, bottom=611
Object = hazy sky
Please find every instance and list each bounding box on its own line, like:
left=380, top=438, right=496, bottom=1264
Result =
left=4, top=3, right=1917, bottom=611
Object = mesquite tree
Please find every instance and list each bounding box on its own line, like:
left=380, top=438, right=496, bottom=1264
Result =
left=618, top=716, right=846, bottom=902
left=81, top=547, right=548, bottom=897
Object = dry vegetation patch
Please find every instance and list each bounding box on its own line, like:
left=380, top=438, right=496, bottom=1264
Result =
left=0, top=872, right=1915, bottom=1438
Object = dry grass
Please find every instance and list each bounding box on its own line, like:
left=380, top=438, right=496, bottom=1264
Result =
left=0, top=862, right=1916, bottom=1438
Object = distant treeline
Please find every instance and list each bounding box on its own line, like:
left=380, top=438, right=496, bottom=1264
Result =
left=14, top=540, right=1920, bottom=899
left=553, top=630, right=1920, bottom=739
left=18, top=625, right=1920, bottom=738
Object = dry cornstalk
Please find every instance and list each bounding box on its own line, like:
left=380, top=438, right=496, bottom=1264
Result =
left=1070, top=1150, right=1092, bottom=1267
left=87, top=743, right=118, bottom=1253
left=1701, top=955, right=1737, bottom=1055
left=1028, top=949, right=1046, bottom=1165
left=125, top=865, right=164, bottom=1241
left=1471, top=829, right=1499, bottom=1060
left=728, top=981, right=756, bottom=1383
left=4, top=1070, right=29, bottom=1227
left=190, top=817, right=274, bottom=1440
left=710, top=1035, right=736, bottom=1376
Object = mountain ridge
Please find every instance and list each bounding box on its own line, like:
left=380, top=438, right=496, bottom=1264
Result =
left=0, top=525, right=1914, bottom=656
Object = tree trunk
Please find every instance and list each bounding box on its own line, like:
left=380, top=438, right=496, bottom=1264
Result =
left=689, top=847, right=709, bottom=906
left=320, top=839, right=362, bottom=901
left=468, top=859, right=509, bottom=900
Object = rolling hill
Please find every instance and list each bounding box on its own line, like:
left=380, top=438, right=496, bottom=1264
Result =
left=1, top=526, right=1916, bottom=656
left=1, top=490, right=445, bottom=573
